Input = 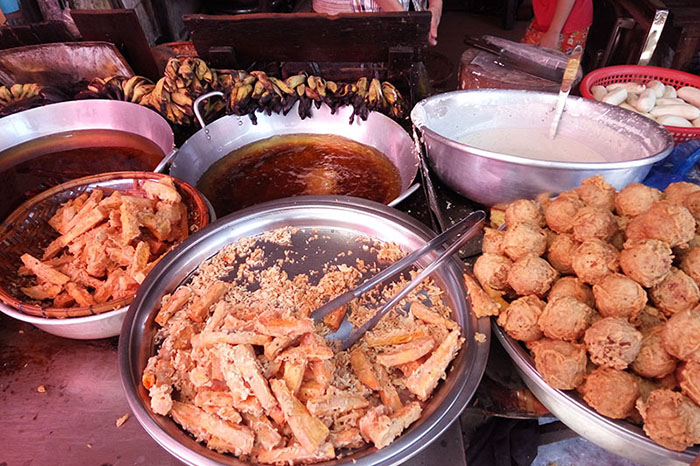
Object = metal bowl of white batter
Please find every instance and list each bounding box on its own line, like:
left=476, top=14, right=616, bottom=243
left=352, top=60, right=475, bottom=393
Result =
left=411, top=89, right=674, bottom=206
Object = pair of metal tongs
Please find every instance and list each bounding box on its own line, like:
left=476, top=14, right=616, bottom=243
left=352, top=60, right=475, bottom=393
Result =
left=309, top=210, right=485, bottom=350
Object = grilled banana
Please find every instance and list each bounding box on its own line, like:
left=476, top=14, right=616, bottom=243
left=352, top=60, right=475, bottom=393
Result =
left=285, top=74, right=307, bottom=89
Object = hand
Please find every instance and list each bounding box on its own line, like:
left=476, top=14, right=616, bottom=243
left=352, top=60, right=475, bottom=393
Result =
left=427, top=0, right=442, bottom=46
left=537, top=30, right=561, bottom=50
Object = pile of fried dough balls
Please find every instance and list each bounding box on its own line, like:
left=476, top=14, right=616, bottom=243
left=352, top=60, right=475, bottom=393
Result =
left=476, top=176, right=700, bottom=451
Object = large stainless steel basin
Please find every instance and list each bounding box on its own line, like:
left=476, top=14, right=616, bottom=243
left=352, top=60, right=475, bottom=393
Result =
left=411, top=89, right=674, bottom=206
left=161, top=102, right=419, bottom=207
left=120, top=196, right=490, bottom=466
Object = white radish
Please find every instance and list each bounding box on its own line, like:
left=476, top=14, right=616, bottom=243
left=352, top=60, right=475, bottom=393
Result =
left=678, top=87, right=700, bottom=108
left=607, top=82, right=645, bottom=94
left=619, top=103, right=653, bottom=120
left=634, top=88, right=657, bottom=113
left=663, top=86, right=677, bottom=99
left=591, top=85, right=607, bottom=101
left=656, top=97, right=685, bottom=106
left=693, top=117, right=700, bottom=128
left=602, top=87, right=628, bottom=106
left=650, top=103, right=700, bottom=120
left=656, top=115, right=693, bottom=127
left=646, top=80, right=665, bottom=98
left=620, top=102, right=641, bottom=113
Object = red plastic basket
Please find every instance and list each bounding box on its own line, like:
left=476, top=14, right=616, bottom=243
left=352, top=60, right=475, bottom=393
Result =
left=580, top=65, right=700, bottom=145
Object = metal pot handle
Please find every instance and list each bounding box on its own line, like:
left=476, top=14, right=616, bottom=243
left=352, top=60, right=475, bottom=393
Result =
left=154, top=147, right=179, bottom=173
left=193, top=91, right=225, bottom=129
left=387, top=182, right=420, bottom=207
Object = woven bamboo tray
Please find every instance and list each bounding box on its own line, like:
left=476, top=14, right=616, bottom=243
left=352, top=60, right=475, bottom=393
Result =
left=0, top=171, right=210, bottom=319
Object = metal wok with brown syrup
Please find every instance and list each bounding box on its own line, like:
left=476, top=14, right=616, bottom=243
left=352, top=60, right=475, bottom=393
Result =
left=0, top=100, right=174, bottom=221
left=159, top=99, right=418, bottom=216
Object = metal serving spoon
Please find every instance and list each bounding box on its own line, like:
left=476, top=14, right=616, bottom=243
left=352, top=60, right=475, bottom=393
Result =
left=549, top=44, right=583, bottom=139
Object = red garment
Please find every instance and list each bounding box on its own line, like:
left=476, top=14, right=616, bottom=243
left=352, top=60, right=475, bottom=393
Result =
left=532, top=0, right=593, bottom=34
left=522, top=22, right=589, bottom=55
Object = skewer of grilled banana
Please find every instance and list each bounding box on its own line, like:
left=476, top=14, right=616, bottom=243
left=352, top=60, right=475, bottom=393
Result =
left=0, top=83, right=67, bottom=117
left=146, top=57, right=221, bottom=125
left=122, top=75, right=155, bottom=104
left=0, top=83, right=42, bottom=105
left=217, top=70, right=406, bottom=123
left=71, top=61, right=406, bottom=126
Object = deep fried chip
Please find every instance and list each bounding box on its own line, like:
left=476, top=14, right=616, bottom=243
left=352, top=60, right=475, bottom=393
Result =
left=376, top=337, right=435, bottom=367
left=65, top=282, right=96, bottom=307
left=20, top=283, right=62, bottom=300
left=405, top=329, right=462, bottom=401
left=270, top=379, right=329, bottom=453
left=20, top=254, right=70, bottom=286
left=349, top=347, right=380, bottom=391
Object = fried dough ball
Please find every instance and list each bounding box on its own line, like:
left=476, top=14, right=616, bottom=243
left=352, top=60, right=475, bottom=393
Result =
left=530, top=339, right=588, bottom=390
left=497, top=295, right=545, bottom=342
left=548, top=276, right=594, bottom=308
left=681, top=247, right=700, bottom=288
left=611, top=216, right=629, bottom=250
left=632, top=305, right=667, bottom=331
left=610, top=230, right=625, bottom=251
left=619, top=239, right=673, bottom=288
left=544, top=192, right=585, bottom=234
left=638, top=375, right=678, bottom=406
left=663, top=181, right=700, bottom=205
left=683, top=191, right=700, bottom=224
left=625, top=201, right=695, bottom=248
left=630, top=325, right=677, bottom=378
left=678, top=361, right=700, bottom=407
left=677, top=235, right=700, bottom=265
left=473, top=253, right=512, bottom=292
left=574, top=175, right=616, bottom=211
left=637, top=389, right=700, bottom=451
left=571, top=206, right=617, bottom=243
left=501, top=223, right=547, bottom=261
left=584, top=317, right=642, bottom=370
left=505, top=199, right=545, bottom=228
left=615, top=183, right=662, bottom=218
left=616, top=214, right=631, bottom=232
left=593, top=273, right=647, bottom=321
left=544, top=228, right=558, bottom=249
left=571, top=239, right=620, bottom=285
left=629, top=378, right=655, bottom=425
left=582, top=367, right=640, bottom=419
left=547, top=233, right=578, bottom=274
left=481, top=227, right=504, bottom=255
left=650, top=268, right=700, bottom=316
left=507, top=254, right=558, bottom=297
left=657, top=372, right=680, bottom=391
left=538, top=296, right=594, bottom=341
left=661, top=308, right=700, bottom=361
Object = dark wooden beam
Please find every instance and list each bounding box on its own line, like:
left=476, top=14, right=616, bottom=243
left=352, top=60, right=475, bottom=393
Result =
left=184, top=12, right=431, bottom=68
